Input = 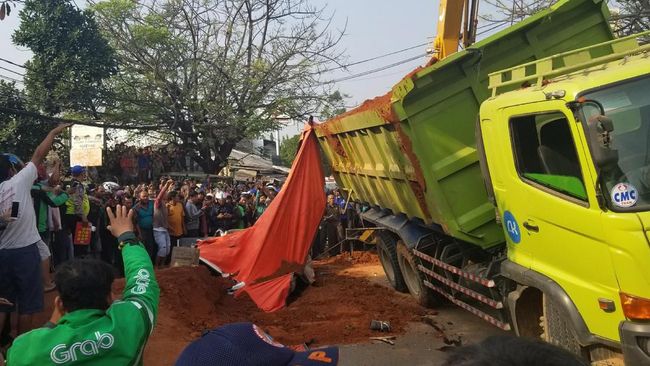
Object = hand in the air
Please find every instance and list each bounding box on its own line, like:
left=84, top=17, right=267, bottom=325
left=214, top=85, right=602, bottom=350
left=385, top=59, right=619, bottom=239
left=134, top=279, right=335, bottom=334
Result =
left=106, top=205, right=135, bottom=238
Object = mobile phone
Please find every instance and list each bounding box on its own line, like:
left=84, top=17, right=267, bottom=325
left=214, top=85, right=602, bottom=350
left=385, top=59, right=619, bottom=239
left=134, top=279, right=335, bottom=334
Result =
left=10, top=202, right=19, bottom=218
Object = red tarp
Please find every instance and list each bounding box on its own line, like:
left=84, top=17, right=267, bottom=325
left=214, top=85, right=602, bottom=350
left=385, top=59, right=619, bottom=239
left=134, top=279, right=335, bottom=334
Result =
left=198, top=125, right=326, bottom=312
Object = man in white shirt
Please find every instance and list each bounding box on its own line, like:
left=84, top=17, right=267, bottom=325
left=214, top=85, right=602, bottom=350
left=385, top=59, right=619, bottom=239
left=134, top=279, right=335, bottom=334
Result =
left=0, top=123, right=70, bottom=337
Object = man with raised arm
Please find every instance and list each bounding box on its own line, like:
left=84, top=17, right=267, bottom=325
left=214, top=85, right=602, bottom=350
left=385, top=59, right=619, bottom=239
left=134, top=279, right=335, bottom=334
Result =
left=6, top=204, right=160, bottom=365
left=0, top=124, right=70, bottom=338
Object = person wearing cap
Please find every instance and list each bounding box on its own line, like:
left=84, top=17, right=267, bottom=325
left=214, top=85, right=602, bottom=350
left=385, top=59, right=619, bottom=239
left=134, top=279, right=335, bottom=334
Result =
left=215, top=193, right=235, bottom=232
left=6, top=204, right=160, bottom=366
left=63, top=165, right=90, bottom=258
left=175, top=322, right=338, bottom=366
left=0, top=124, right=70, bottom=338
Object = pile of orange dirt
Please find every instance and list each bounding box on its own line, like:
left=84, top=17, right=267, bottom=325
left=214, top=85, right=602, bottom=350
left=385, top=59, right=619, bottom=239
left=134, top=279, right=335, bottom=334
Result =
left=113, top=252, right=429, bottom=365
left=319, top=250, right=381, bottom=266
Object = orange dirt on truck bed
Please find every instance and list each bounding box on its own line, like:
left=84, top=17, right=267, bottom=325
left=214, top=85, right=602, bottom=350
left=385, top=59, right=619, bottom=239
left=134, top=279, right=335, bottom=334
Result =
left=112, top=252, right=428, bottom=366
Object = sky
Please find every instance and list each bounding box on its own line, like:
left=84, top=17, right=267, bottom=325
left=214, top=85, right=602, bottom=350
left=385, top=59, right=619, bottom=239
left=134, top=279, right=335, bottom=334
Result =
left=0, top=1, right=439, bottom=106
left=0, top=1, right=509, bottom=115
left=318, top=0, right=438, bottom=108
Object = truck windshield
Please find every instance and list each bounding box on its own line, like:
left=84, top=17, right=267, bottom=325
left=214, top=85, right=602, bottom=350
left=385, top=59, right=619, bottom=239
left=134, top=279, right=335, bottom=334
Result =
left=582, top=76, right=650, bottom=211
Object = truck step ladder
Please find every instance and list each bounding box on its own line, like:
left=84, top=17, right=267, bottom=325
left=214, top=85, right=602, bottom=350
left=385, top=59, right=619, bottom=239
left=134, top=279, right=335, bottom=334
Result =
left=414, top=248, right=510, bottom=331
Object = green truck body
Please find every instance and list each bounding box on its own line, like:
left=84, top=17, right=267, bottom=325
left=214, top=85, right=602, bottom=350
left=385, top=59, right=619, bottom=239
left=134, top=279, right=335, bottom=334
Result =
left=315, top=0, right=612, bottom=249
left=314, top=0, right=650, bottom=364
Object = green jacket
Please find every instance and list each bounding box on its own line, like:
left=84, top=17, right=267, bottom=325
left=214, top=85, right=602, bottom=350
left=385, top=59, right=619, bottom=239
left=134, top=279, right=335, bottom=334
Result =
left=31, top=183, right=69, bottom=233
left=7, top=233, right=160, bottom=366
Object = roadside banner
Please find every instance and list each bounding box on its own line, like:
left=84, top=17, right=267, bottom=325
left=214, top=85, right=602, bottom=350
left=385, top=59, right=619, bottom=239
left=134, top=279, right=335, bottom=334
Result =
left=70, top=125, right=104, bottom=167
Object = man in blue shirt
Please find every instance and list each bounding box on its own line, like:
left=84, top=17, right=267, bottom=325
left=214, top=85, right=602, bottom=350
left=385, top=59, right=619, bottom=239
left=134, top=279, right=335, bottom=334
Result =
left=134, top=190, right=155, bottom=261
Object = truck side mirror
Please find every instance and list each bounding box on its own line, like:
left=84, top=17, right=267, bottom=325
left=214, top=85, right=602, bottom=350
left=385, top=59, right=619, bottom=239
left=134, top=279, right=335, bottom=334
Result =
left=586, top=114, right=619, bottom=172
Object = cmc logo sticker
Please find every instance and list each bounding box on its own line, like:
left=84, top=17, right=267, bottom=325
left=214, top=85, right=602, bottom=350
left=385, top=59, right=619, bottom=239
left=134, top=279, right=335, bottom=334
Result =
left=611, top=183, right=638, bottom=208
left=503, top=211, right=521, bottom=244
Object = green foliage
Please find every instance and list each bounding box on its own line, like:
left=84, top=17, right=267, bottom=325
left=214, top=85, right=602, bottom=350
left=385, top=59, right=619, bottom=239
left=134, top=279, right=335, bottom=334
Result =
left=12, top=0, right=116, bottom=115
left=0, top=81, right=51, bottom=160
left=320, top=91, right=348, bottom=120
left=279, top=134, right=301, bottom=167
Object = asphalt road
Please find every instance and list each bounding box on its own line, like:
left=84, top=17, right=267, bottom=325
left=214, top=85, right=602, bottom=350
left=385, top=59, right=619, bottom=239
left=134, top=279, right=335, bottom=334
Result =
left=338, top=264, right=508, bottom=366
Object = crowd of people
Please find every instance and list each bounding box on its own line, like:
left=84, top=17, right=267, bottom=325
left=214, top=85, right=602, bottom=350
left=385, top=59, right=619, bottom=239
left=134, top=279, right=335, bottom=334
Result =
left=0, top=124, right=283, bottom=353
left=106, top=144, right=201, bottom=185
left=0, top=124, right=591, bottom=365
left=30, top=168, right=281, bottom=276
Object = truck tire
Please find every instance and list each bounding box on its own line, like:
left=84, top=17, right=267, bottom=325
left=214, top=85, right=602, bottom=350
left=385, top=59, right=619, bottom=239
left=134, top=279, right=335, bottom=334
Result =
left=541, top=294, right=586, bottom=358
left=396, top=241, right=438, bottom=307
left=376, top=232, right=407, bottom=293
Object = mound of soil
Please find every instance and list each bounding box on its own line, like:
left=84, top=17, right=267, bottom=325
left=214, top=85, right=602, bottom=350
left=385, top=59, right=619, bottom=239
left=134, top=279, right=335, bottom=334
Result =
left=320, top=250, right=381, bottom=266
left=113, top=252, right=427, bottom=365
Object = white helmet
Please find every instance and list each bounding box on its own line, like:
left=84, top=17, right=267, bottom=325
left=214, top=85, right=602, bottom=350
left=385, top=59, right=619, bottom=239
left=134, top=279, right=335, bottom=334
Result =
left=102, top=181, right=120, bottom=194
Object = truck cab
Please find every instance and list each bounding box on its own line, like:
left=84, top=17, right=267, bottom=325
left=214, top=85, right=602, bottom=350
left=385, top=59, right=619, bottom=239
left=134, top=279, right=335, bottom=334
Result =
left=479, top=35, right=650, bottom=364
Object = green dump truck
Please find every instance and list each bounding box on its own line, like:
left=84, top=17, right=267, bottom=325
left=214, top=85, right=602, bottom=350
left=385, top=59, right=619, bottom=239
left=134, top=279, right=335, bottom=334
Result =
left=315, top=0, right=650, bottom=363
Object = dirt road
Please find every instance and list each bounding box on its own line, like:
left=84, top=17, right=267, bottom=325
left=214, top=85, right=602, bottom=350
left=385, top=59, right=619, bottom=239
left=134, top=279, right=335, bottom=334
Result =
left=134, top=251, right=506, bottom=365
left=27, top=251, right=505, bottom=365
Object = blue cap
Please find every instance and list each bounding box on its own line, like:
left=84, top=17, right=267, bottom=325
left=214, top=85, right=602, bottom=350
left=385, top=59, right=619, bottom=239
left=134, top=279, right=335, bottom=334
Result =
left=1, top=153, right=24, bottom=168
left=71, top=165, right=86, bottom=176
left=174, top=323, right=339, bottom=366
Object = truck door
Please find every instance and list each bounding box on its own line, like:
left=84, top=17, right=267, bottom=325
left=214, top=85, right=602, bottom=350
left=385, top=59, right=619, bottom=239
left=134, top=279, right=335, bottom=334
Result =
left=493, top=103, right=621, bottom=341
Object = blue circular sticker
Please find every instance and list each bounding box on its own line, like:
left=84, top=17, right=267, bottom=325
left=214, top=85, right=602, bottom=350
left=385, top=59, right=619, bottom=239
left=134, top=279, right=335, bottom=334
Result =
left=611, top=183, right=638, bottom=208
left=503, top=211, right=521, bottom=244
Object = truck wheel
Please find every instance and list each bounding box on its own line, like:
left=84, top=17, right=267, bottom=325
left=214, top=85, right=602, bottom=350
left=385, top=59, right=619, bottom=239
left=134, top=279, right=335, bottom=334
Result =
left=396, top=241, right=437, bottom=307
left=541, top=294, right=586, bottom=358
left=376, top=232, right=407, bottom=293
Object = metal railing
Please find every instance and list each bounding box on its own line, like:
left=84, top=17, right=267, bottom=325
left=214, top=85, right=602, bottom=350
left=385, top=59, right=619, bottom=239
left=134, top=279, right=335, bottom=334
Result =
left=488, top=31, right=650, bottom=96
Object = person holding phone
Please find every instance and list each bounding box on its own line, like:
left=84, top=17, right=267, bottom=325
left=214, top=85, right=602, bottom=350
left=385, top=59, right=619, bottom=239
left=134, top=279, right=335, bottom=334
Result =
left=0, top=124, right=71, bottom=340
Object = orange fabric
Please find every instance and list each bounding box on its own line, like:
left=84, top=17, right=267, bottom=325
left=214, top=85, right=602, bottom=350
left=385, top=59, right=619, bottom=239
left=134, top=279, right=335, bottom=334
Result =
left=198, top=125, right=326, bottom=312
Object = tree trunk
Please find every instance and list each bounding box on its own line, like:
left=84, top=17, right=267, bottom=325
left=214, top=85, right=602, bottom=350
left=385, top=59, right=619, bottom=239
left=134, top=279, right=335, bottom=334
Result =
left=195, top=157, right=224, bottom=174
left=193, top=139, right=237, bottom=174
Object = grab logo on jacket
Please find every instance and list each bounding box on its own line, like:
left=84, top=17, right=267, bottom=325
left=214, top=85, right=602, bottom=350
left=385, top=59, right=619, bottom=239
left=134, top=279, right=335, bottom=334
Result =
left=50, top=331, right=114, bottom=364
left=131, top=268, right=151, bottom=295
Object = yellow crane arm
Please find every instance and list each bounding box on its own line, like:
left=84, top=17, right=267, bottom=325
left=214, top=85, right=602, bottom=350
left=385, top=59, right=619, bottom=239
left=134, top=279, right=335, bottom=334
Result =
left=432, top=0, right=479, bottom=60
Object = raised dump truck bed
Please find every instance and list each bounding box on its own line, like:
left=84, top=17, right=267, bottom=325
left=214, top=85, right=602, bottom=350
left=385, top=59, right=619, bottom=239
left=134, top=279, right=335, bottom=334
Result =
left=315, top=0, right=613, bottom=249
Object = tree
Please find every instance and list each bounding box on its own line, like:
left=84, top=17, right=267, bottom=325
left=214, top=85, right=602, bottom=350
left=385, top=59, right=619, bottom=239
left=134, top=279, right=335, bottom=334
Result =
left=319, top=91, right=348, bottom=120
left=12, top=0, right=117, bottom=116
left=480, top=0, right=649, bottom=41
left=611, top=0, right=650, bottom=39
left=0, top=1, right=22, bottom=21
left=279, top=134, right=301, bottom=167
left=92, top=0, right=345, bottom=174
left=0, top=80, right=52, bottom=160
left=480, top=0, right=557, bottom=28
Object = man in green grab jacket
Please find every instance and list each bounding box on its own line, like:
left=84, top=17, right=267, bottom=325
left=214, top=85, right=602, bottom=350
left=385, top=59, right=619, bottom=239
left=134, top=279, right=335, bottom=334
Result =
left=6, top=204, right=160, bottom=365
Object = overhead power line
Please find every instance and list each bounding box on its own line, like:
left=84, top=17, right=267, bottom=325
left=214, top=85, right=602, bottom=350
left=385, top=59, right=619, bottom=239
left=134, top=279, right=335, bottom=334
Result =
left=0, top=57, right=26, bottom=69
left=322, top=42, right=429, bottom=73
left=476, top=21, right=509, bottom=37
left=0, top=66, right=25, bottom=77
left=322, top=53, right=428, bottom=85
left=0, top=75, right=23, bottom=84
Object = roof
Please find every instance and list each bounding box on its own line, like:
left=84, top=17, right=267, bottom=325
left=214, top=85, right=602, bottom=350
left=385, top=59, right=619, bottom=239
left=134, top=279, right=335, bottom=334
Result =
left=229, top=149, right=274, bottom=170
left=228, top=149, right=290, bottom=175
